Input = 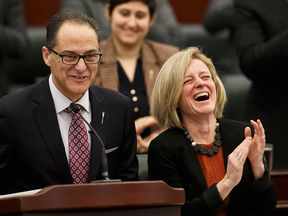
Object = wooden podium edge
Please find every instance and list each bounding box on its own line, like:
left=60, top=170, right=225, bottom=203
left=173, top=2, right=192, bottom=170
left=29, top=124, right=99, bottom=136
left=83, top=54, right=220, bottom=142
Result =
left=0, top=181, right=185, bottom=214
left=277, top=200, right=288, bottom=209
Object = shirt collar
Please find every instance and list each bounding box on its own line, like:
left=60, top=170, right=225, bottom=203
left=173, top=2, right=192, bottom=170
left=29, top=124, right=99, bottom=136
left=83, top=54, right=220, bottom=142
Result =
left=49, top=74, right=90, bottom=114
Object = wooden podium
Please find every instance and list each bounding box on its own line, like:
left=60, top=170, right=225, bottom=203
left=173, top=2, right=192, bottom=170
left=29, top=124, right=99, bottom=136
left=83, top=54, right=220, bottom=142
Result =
left=0, top=181, right=185, bottom=216
left=271, top=170, right=288, bottom=215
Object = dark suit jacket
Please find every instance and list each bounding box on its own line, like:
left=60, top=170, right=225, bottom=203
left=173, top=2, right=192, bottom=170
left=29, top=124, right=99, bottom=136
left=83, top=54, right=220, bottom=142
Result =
left=148, top=118, right=277, bottom=216
left=0, top=76, right=139, bottom=195
left=234, top=0, right=288, bottom=169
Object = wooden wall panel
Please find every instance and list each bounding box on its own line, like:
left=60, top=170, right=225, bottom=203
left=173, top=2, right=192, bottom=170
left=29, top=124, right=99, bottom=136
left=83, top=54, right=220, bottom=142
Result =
left=23, top=0, right=210, bottom=26
left=23, top=0, right=61, bottom=26
left=169, top=0, right=210, bottom=24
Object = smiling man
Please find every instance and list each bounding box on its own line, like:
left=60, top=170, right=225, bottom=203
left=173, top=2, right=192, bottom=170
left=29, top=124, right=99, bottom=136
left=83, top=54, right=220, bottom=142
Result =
left=0, top=11, right=139, bottom=195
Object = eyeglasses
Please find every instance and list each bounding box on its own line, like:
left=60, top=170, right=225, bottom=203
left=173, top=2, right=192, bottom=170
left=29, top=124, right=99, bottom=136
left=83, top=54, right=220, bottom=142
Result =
left=50, top=48, right=102, bottom=65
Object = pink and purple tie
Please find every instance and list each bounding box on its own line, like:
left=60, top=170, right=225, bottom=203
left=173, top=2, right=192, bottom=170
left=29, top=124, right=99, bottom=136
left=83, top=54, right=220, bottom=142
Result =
left=67, top=106, right=90, bottom=184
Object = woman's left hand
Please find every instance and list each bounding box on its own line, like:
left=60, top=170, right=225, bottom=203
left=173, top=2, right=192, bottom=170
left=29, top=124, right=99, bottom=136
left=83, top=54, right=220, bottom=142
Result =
left=245, top=119, right=265, bottom=180
left=137, top=131, right=161, bottom=153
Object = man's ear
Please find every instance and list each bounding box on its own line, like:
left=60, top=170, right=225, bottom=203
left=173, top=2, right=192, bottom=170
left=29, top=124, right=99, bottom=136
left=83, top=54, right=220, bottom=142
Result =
left=42, top=46, right=51, bottom=67
left=105, top=3, right=111, bottom=21
left=149, top=14, right=156, bottom=27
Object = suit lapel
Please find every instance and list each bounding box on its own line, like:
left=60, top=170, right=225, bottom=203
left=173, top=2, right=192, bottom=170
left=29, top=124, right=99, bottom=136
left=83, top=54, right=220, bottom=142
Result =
left=219, top=119, right=238, bottom=169
left=141, top=40, right=160, bottom=103
left=87, top=86, right=110, bottom=181
left=32, top=77, right=73, bottom=183
left=99, top=37, right=119, bottom=91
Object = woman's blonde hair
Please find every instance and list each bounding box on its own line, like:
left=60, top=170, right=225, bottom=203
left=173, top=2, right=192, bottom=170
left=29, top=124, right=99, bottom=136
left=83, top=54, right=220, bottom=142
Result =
left=150, top=47, right=227, bottom=129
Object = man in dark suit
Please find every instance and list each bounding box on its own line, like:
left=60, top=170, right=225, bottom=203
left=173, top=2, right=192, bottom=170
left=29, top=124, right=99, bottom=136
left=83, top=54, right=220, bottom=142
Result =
left=0, top=11, right=139, bottom=195
left=234, top=0, right=288, bottom=169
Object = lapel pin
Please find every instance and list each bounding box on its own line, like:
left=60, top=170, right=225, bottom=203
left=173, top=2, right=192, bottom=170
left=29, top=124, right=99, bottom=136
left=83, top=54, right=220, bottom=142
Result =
left=101, top=112, right=105, bottom=124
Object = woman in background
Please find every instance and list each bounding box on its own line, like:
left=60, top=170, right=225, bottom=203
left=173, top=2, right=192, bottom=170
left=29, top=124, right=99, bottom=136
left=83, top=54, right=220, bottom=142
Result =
left=61, top=0, right=186, bottom=47
left=94, top=0, right=179, bottom=153
left=148, top=47, right=277, bottom=216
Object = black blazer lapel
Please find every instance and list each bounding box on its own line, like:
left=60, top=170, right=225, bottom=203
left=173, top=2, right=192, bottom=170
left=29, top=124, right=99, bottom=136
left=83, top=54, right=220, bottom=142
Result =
left=219, top=123, right=236, bottom=170
left=219, top=118, right=253, bottom=170
left=32, top=77, right=73, bottom=184
left=87, top=86, right=110, bottom=182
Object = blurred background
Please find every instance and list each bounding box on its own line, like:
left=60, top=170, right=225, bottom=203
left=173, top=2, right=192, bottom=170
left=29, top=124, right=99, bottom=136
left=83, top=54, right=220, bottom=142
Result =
left=23, top=0, right=209, bottom=26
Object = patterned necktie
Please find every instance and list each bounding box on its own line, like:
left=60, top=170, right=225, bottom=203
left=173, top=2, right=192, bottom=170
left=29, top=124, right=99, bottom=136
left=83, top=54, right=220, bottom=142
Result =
left=67, top=105, right=90, bottom=184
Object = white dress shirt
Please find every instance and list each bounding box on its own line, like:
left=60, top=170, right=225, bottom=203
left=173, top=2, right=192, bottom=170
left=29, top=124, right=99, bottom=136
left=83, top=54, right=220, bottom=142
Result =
left=48, top=75, right=92, bottom=162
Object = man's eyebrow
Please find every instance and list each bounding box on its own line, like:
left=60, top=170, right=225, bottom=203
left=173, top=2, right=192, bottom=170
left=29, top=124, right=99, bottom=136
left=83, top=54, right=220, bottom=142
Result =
left=85, top=49, right=100, bottom=54
left=60, top=49, right=99, bottom=54
left=60, top=50, right=77, bottom=54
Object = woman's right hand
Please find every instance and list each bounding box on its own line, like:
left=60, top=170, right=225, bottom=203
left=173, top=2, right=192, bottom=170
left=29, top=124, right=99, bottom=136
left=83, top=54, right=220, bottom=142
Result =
left=135, top=116, right=159, bottom=153
left=216, top=136, right=252, bottom=200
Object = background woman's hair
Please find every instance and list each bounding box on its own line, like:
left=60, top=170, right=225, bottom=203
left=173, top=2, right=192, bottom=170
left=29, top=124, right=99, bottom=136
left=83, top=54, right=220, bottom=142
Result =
left=108, top=0, right=156, bottom=18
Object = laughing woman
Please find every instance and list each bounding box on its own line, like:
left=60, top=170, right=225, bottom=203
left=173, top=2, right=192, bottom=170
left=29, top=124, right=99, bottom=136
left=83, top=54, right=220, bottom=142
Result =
left=93, top=0, right=179, bottom=153
left=148, top=47, right=277, bottom=216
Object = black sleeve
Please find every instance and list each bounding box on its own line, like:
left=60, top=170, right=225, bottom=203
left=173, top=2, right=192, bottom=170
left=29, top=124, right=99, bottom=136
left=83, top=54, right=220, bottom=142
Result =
left=247, top=159, right=278, bottom=216
left=0, top=0, right=29, bottom=58
left=234, top=0, right=288, bottom=81
left=203, top=0, right=235, bottom=33
left=0, top=99, right=15, bottom=186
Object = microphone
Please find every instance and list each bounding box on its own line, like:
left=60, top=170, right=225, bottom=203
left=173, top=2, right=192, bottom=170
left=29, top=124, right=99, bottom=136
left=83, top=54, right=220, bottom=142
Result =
left=70, top=102, right=121, bottom=183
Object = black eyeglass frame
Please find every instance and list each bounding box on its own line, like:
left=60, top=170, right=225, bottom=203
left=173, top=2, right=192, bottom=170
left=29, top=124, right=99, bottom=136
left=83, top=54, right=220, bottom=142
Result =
left=49, top=48, right=103, bottom=65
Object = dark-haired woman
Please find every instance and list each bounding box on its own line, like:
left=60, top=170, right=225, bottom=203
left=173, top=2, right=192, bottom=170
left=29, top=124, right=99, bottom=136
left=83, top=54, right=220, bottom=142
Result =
left=94, top=0, right=179, bottom=153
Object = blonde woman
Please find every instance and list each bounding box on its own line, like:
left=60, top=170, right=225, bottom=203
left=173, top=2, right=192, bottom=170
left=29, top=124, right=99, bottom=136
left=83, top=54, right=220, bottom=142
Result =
left=148, top=47, right=277, bottom=216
